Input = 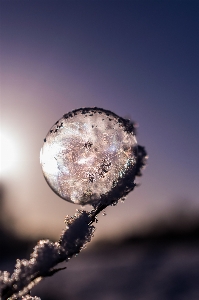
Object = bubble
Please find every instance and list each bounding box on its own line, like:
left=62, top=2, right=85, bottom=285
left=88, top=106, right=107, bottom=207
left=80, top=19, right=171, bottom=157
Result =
left=40, top=107, right=137, bottom=206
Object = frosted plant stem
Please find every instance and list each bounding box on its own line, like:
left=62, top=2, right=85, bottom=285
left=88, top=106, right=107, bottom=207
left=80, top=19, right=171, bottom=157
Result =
left=0, top=210, right=94, bottom=300
left=0, top=204, right=116, bottom=300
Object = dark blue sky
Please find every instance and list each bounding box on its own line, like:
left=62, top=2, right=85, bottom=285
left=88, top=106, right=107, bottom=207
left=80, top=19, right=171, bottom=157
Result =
left=0, top=0, right=199, bottom=239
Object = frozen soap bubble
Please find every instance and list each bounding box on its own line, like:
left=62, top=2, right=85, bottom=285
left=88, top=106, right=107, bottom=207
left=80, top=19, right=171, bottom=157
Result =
left=40, top=107, right=138, bottom=206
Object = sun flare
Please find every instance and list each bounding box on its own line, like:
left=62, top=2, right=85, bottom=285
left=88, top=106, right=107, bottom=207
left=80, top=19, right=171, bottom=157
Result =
left=0, top=131, right=19, bottom=177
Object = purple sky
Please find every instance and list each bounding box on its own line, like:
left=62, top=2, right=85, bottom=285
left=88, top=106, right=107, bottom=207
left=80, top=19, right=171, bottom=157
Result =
left=0, top=0, right=199, bottom=241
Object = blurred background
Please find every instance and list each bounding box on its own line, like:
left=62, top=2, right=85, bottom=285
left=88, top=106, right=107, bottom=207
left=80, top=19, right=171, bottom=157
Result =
left=0, top=0, right=199, bottom=299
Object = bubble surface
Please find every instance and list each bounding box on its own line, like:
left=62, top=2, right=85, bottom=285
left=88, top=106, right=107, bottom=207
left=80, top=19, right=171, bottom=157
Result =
left=40, top=108, right=137, bottom=205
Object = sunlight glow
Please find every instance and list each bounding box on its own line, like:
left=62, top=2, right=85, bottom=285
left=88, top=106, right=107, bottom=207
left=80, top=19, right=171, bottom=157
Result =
left=77, top=156, right=94, bottom=165
left=0, top=131, right=19, bottom=177
left=40, top=143, right=60, bottom=176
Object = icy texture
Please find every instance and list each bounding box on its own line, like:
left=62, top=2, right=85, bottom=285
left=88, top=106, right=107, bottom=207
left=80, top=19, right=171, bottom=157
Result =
left=22, top=296, right=41, bottom=300
left=40, top=107, right=137, bottom=205
left=0, top=210, right=94, bottom=299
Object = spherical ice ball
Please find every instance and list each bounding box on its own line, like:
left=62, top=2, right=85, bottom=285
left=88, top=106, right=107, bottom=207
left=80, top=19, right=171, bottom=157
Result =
left=40, top=107, right=138, bottom=206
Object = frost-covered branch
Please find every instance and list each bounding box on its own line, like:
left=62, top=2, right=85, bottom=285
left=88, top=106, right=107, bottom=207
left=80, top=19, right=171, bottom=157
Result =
left=0, top=204, right=118, bottom=299
left=0, top=210, right=95, bottom=300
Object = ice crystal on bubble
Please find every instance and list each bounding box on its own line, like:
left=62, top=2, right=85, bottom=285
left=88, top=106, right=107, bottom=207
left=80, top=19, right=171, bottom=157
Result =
left=40, top=107, right=137, bottom=206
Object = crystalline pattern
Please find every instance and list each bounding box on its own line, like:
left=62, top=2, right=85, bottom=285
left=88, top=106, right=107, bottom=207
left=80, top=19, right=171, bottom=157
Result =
left=40, top=108, right=137, bottom=205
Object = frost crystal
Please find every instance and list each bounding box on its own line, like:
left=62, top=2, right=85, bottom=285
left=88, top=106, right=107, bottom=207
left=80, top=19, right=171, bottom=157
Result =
left=40, top=107, right=137, bottom=206
left=22, top=296, right=41, bottom=300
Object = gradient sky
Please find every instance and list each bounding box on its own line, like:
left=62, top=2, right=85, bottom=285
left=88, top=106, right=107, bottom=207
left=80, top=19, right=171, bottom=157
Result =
left=0, top=0, right=199, bottom=241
